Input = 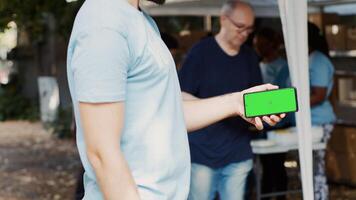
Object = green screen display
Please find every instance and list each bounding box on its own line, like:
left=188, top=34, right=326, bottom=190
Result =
left=244, top=87, right=298, bottom=118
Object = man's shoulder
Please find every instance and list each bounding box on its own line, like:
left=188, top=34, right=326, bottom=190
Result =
left=189, top=36, right=215, bottom=53
left=72, top=0, right=140, bottom=37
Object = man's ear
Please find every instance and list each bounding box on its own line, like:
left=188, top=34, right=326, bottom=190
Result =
left=220, top=15, right=226, bottom=25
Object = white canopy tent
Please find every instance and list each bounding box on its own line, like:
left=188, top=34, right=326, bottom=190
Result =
left=278, top=1, right=313, bottom=199
left=143, top=0, right=280, bottom=17
left=142, top=0, right=356, bottom=199
left=142, top=0, right=356, bottom=17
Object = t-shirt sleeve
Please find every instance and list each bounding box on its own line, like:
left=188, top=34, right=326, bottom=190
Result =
left=178, top=47, right=202, bottom=95
left=309, top=54, right=331, bottom=88
left=71, top=28, right=130, bottom=103
left=248, top=50, right=263, bottom=87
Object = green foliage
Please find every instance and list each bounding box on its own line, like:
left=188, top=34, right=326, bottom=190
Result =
left=0, top=0, right=84, bottom=42
left=49, top=106, right=74, bottom=139
left=0, top=93, right=39, bottom=121
left=0, top=83, right=39, bottom=121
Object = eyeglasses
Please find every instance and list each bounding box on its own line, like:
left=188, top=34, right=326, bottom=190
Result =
left=226, top=15, right=254, bottom=34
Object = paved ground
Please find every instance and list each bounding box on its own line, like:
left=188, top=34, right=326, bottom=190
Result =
left=0, top=121, right=355, bottom=200
left=0, top=121, right=81, bottom=200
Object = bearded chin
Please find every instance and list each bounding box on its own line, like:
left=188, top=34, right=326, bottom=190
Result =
left=147, top=0, right=166, bottom=5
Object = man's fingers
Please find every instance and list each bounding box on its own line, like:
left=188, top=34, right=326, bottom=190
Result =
left=263, top=83, right=279, bottom=90
left=279, top=113, right=286, bottom=118
left=254, top=117, right=264, bottom=130
left=270, top=115, right=281, bottom=123
left=245, top=83, right=279, bottom=94
left=262, top=116, right=277, bottom=127
left=257, top=83, right=278, bottom=91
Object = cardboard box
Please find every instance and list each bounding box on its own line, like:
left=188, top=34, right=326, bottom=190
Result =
left=335, top=153, right=356, bottom=184
left=328, top=125, right=356, bottom=153
left=327, top=150, right=356, bottom=185
left=308, top=13, right=340, bottom=30
left=325, top=25, right=347, bottom=50
left=326, top=150, right=342, bottom=182
left=346, top=26, right=356, bottom=50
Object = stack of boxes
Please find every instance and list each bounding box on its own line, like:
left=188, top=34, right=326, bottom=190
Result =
left=308, top=13, right=340, bottom=30
left=325, top=25, right=347, bottom=50
left=326, top=25, right=356, bottom=50
left=347, top=26, right=356, bottom=50
left=308, top=13, right=356, bottom=185
left=308, top=13, right=356, bottom=51
left=327, top=125, right=356, bottom=185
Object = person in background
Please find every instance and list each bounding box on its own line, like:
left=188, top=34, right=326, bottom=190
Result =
left=253, top=27, right=291, bottom=200
left=253, top=28, right=290, bottom=89
left=179, top=1, right=262, bottom=199
left=308, top=22, right=337, bottom=200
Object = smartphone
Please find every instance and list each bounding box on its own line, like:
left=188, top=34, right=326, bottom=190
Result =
left=243, top=87, right=298, bottom=118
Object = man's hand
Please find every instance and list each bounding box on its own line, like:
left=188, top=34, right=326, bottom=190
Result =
left=230, top=84, right=286, bottom=130
left=182, top=83, right=286, bottom=132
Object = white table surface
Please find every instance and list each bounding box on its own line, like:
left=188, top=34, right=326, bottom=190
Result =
left=252, top=141, right=326, bottom=154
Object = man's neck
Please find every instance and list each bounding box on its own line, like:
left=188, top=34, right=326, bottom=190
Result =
left=128, top=0, right=139, bottom=9
left=215, top=32, right=241, bottom=56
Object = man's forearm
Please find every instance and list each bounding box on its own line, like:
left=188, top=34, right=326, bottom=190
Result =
left=182, top=93, right=239, bottom=132
left=80, top=102, right=140, bottom=199
left=88, top=150, right=140, bottom=200
left=181, top=84, right=284, bottom=132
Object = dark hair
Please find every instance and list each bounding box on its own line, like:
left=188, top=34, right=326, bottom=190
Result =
left=255, top=27, right=281, bottom=47
left=308, top=22, right=330, bottom=57
left=161, top=32, right=179, bottom=50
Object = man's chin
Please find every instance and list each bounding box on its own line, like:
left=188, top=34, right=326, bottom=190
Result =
left=147, top=0, right=166, bottom=5
left=232, top=40, right=243, bottom=48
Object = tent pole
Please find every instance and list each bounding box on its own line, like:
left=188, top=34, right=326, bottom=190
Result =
left=204, top=15, right=212, bottom=32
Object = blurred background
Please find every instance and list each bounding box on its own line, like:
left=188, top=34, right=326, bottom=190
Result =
left=1, top=0, right=356, bottom=199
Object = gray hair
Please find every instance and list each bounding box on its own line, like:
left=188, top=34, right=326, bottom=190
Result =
left=221, top=0, right=252, bottom=16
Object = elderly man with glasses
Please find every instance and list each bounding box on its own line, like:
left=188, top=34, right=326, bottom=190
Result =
left=179, top=1, right=261, bottom=200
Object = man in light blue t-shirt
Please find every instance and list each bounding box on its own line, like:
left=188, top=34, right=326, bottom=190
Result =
left=67, top=0, right=285, bottom=199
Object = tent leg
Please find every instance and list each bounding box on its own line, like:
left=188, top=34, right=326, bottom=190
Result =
left=204, top=15, right=212, bottom=32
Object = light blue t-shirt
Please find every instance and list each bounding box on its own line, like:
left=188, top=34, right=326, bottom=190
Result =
left=66, top=0, right=190, bottom=199
left=309, top=51, right=336, bottom=125
left=260, top=57, right=290, bottom=88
